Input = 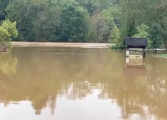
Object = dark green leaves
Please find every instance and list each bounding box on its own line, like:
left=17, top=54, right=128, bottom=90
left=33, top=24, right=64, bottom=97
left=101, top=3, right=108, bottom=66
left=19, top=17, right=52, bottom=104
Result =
left=149, top=23, right=163, bottom=49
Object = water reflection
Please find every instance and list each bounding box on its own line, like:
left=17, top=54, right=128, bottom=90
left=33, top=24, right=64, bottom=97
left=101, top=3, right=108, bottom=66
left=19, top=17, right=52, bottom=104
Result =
left=0, top=80, right=7, bottom=103
left=0, top=50, right=17, bottom=76
left=124, top=56, right=147, bottom=76
left=0, top=48, right=167, bottom=120
left=0, top=50, right=17, bottom=104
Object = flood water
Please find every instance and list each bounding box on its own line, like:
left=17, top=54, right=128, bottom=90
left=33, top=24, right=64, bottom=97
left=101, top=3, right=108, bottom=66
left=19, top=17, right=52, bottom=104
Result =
left=0, top=47, right=167, bottom=120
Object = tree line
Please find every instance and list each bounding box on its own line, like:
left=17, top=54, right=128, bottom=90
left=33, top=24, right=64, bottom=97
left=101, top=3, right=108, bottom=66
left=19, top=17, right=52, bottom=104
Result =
left=0, top=0, right=167, bottom=49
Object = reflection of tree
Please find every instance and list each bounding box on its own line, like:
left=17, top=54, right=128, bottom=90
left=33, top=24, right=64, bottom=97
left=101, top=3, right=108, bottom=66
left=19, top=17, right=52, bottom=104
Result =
left=48, top=94, right=57, bottom=115
left=32, top=93, right=48, bottom=115
left=98, top=56, right=167, bottom=120
left=0, top=49, right=17, bottom=76
left=143, top=58, right=167, bottom=119
left=0, top=48, right=131, bottom=116
left=2, top=47, right=112, bottom=115
left=2, top=48, right=167, bottom=120
left=0, top=80, right=7, bottom=103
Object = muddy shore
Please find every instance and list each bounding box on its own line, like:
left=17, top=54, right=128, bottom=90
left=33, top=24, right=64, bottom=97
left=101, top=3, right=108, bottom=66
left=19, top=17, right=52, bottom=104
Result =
left=10, top=42, right=112, bottom=48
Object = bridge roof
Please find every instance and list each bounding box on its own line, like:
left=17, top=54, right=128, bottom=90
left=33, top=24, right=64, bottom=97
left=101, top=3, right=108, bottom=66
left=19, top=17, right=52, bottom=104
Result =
left=124, top=37, right=148, bottom=47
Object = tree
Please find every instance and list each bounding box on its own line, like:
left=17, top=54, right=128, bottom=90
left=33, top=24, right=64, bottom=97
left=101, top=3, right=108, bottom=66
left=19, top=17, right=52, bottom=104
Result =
left=133, top=24, right=149, bottom=38
left=6, top=0, right=45, bottom=41
left=0, top=19, right=18, bottom=46
left=149, top=23, right=163, bottom=53
left=2, top=0, right=167, bottom=45
left=119, top=0, right=152, bottom=37
left=89, top=9, right=115, bottom=42
left=32, top=0, right=62, bottom=41
left=133, top=24, right=151, bottom=47
left=110, top=25, right=120, bottom=44
left=0, top=0, right=9, bottom=22
left=146, top=0, right=167, bottom=50
left=55, top=0, right=90, bottom=42
left=75, top=0, right=117, bottom=16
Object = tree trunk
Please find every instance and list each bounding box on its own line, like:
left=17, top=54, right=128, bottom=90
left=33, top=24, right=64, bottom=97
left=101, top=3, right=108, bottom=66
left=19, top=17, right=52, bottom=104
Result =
left=153, top=47, right=156, bottom=53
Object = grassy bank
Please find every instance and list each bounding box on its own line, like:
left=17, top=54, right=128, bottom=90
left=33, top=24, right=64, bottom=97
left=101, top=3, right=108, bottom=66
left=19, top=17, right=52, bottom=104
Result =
left=154, top=54, right=167, bottom=58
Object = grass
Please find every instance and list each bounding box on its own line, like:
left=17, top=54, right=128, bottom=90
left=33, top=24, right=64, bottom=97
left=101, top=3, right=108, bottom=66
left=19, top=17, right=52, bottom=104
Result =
left=154, top=54, right=167, bottom=58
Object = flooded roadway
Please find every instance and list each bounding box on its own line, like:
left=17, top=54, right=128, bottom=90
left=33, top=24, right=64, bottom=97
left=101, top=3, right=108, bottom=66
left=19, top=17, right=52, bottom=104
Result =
left=0, top=47, right=167, bottom=120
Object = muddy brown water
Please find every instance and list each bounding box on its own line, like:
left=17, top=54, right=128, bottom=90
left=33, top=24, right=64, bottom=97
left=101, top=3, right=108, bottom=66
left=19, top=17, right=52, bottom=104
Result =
left=0, top=47, right=167, bottom=120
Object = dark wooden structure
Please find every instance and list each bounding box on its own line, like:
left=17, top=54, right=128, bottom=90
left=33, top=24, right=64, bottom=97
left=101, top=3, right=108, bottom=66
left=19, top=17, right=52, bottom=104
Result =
left=0, top=45, right=7, bottom=52
left=124, top=37, right=148, bottom=48
left=124, top=37, right=148, bottom=57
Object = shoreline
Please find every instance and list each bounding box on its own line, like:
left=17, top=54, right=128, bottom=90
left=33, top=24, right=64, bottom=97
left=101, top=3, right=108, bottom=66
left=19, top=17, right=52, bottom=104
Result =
left=10, top=42, right=112, bottom=48
left=154, top=54, right=167, bottom=59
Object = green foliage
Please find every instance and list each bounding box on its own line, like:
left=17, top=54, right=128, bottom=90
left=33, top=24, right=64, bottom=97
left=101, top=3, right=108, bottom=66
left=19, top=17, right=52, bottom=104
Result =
left=88, top=9, right=115, bottom=42
left=55, top=0, right=90, bottom=42
left=0, top=27, right=10, bottom=45
left=133, top=24, right=152, bottom=48
left=110, top=44, right=125, bottom=50
left=149, top=23, right=163, bottom=50
left=108, top=6, right=121, bottom=28
left=6, top=0, right=43, bottom=41
left=118, top=0, right=167, bottom=50
left=110, top=25, right=120, bottom=44
left=133, top=24, right=149, bottom=38
left=32, top=0, right=62, bottom=41
left=2, top=0, right=120, bottom=42
left=0, top=0, right=167, bottom=46
left=0, top=0, right=9, bottom=22
left=6, top=0, right=91, bottom=42
left=0, top=19, right=18, bottom=46
left=76, top=0, right=116, bottom=15
left=1, top=19, right=18, bottom=38
left=133, top=24, right=151, bottom=47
